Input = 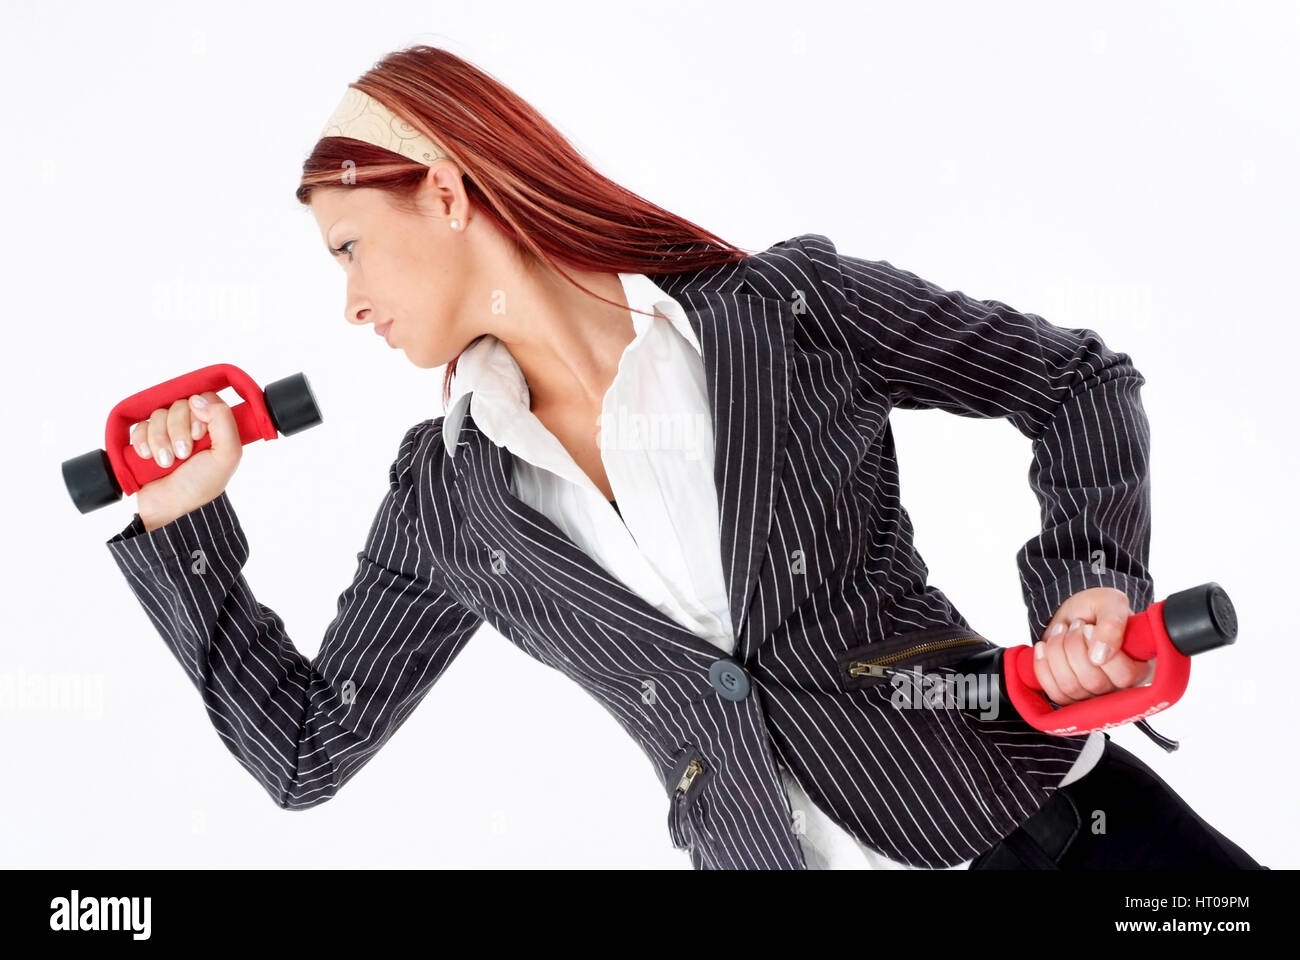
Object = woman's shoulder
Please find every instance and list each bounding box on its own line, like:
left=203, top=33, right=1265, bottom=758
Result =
left=386, top=416, right=469, bottom=559
left=759, top=231, right=837, bottom=256
left=745, top=232, right=851, bottom=299
left=388, top=416, right=457, bottom=495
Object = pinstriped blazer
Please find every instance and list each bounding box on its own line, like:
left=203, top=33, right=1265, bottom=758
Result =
left=105, top=232, right=1155, bottom=869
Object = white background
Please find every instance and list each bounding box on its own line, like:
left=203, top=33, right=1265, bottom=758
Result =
left=4, top=1, right=1295, bottom=869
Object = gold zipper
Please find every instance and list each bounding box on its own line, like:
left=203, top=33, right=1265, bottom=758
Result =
left=675, top=757, right=703, bottom=795
left=847, top=635, right=988, bottom=677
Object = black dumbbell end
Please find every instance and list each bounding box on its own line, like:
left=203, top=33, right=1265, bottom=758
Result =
left=62, top=449, right=122, bottom=514
left=264, top=373, right=323, bottom=436
left=1163, top=582, right=1237, bottom=657
left=950, top=645, right=1017, bottom=720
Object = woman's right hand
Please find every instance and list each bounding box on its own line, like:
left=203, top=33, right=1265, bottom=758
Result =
left=130, top=392, right=243, bottom=531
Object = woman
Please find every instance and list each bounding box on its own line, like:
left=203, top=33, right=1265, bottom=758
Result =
left=106, top=45, right=1265, bottom=870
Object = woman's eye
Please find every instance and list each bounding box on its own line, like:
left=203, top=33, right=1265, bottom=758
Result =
left=332, top=239, right=356, bottom=261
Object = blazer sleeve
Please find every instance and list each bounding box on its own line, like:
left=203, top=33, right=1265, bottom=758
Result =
left=104, top=419, right=484, bottom=809
left=799, top=234, right=1155, bottom=646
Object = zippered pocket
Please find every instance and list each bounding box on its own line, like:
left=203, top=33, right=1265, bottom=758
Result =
left=666, top=744, right=712, bottom=850
left=836, top=624, right=995, bottom=692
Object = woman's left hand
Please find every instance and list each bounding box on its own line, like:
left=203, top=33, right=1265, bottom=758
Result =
left=1035, top=587, right=1157, bottom=705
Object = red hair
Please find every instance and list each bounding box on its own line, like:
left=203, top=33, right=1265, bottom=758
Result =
left=296, top=45, right=755, bottom=407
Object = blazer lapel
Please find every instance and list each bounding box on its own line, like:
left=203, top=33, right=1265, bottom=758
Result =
left=450, top=256, right=792, bottom=665
left=669, top=283, right=791, bottom=663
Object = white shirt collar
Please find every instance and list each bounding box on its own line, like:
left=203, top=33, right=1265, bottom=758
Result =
left=441, top=272, right=700, bottom=457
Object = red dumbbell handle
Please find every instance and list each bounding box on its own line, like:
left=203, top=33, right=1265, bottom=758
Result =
left=105, top=363, right=277, bottom=497
left=1003, top=600, right=1192, bottom=735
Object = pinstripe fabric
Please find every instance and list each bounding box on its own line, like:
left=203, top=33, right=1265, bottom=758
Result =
left=105, top=232, right=1154, bottom=869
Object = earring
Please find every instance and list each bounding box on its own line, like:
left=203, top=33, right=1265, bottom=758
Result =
left=450, top=218, right=461, bottom=230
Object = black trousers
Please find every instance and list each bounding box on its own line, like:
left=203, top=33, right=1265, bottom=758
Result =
left=969, top=733, right=1268, bottom=869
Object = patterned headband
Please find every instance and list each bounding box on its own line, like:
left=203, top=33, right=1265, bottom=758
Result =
left=318, top=86, right=449, bottom=166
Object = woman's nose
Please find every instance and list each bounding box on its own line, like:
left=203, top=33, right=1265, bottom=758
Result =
left=345, top=275, right=372, bottom=325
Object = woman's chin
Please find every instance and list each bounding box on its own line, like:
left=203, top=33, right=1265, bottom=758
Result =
left=405, top=348, right=441, bottom=369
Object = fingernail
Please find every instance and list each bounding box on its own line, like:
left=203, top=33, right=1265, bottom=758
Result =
left=156, top=448, right=172, bottom=467
left=1069, top=618, right=1083, bottom=633
left=192, top=421, right=202, bottom=440
left=1048, top=622, right=1065, bottom=638
left=190, top=394, right=207, bottom=408
left=136, top=442, right=150, bottom=458
left=174, top=440, right=189, bottom=459
left=1034, top=641, right=1046, bottom=660
left=1089, top=639, right=1108, bottom=664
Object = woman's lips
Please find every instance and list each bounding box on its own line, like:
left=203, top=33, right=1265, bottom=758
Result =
left=375, top=320, right=394, bottom=344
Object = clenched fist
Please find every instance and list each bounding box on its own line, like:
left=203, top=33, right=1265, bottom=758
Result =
left=130, top=392, right=243, bottom=531
left=1034, top=587, right=1157, bottom=706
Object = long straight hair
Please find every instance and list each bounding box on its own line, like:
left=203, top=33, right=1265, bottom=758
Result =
left=296, top=45, right=754, bottom=407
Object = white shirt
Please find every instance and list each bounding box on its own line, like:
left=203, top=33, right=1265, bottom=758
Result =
left=441, top=271, right=1103, bottom=869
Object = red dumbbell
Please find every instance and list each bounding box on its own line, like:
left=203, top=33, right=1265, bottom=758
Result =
left=953, top=582, right=1238, bottom=739
left=62, top=363, right=322, bottom=514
